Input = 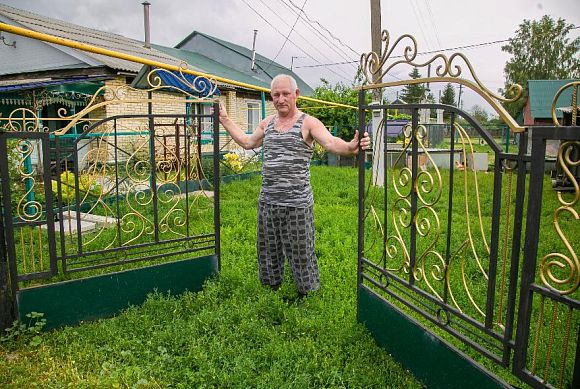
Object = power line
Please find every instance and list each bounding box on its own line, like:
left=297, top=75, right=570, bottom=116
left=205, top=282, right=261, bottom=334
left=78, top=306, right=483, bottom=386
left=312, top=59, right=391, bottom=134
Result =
left=263, top=0, right=308, bottom=71
left=267, top=0, right=356, bottom=81
left=409, top=0, right=434, bottom=50
left=294, top=37, right=512, bottom=68
left=282, top=0, right=360, bottom=58
left=296, top=60, right=357, bottom=68
left=405, top=38, right=510, bottom=55
left=256, top=0, right=357, bottom=76
left=246, top=0, right=354, bottom=81
left=276, top=0, right=359, bottom=67
left=423, top=0, right=442, bottom=48
left=240, top=0, right=353, bottom=82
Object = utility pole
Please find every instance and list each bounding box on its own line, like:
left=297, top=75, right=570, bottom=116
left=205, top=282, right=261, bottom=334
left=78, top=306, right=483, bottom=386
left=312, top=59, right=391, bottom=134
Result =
left=370, top=0, right=385, bottom=186
left=370, top=0, right=382, bottom=103
left=457, top=84, right=463, bottom=109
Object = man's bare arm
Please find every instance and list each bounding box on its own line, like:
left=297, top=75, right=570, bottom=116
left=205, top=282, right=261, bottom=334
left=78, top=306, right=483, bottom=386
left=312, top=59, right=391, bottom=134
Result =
left=218, top=102, right=268, bottom=150
left=307, top=116, right=370, bottom=155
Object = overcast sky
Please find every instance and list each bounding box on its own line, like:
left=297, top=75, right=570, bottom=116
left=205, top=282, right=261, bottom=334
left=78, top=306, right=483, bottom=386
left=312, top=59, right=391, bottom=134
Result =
left=1, top=0, right=579, bottom=114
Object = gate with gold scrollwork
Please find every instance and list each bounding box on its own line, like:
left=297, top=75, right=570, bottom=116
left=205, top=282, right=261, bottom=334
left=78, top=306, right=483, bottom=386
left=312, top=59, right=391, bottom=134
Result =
left=515, top=124, right=579, bottom=388
left=0, top=69, right=223, bottom=330
left=356, top=31, right=579, bottom=389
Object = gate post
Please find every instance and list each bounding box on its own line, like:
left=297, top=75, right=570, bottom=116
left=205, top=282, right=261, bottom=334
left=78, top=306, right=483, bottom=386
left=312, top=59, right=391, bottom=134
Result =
left=0, top=243, right=15, bottom=331
left=0, top=173, right=16, bottom=331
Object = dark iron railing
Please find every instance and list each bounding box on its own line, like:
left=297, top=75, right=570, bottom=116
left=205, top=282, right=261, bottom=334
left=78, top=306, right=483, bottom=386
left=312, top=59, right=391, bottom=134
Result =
left=0, top=104, right=221, bottom=290
left=358, top=95, right=579, bottom=388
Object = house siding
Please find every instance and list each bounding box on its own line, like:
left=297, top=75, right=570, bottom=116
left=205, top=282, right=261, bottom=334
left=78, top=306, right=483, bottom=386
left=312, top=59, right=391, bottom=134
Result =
left=84, top=77, right=274, bottom=163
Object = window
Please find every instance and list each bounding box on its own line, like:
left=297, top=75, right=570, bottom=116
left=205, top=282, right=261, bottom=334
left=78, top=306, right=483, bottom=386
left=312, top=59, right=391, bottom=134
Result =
left=247, top=102, right=260, bottom=133
left=201, top=104, right=212, bottom=132
left=199, top=104, right=213, bottom=145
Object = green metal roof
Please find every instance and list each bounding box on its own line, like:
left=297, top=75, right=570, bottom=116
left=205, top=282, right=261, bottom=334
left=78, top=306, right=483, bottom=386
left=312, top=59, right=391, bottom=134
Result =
left=528, top=79, right=578, bottom=119
left=174, top=31, right=314, bottom=95
left=151, top=44, right=273, bottom=90
left=177, top=32, right=287, bottom=72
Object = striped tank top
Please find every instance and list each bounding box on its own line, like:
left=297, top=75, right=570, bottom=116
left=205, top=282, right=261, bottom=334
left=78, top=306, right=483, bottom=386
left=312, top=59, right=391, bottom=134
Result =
left=259, top=113, right=314, bottom=207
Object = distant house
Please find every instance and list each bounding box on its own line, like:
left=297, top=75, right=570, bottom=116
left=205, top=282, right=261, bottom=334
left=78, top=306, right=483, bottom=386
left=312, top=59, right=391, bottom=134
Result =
left=0, top=4, right=313, bottom=162
left=522, top=79, right=579, bottom=126
left=387, top=97, right=412, bottom=117
left=520, top=79, right=579, bottom=158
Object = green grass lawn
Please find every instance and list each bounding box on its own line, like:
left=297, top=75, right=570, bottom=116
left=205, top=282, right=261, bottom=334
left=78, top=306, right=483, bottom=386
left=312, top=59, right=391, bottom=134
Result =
left=0, top=166, right=422, bottom=388
left=2, top=163, right=577, bottom=388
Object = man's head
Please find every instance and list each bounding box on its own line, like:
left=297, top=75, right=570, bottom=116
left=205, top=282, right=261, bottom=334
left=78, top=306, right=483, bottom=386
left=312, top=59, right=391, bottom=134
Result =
left=270, top=74, right=300, bottom=115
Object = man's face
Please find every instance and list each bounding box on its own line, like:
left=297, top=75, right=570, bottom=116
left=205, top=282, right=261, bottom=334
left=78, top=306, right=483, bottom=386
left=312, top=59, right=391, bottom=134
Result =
left=271, top=78, right=299, bottom=115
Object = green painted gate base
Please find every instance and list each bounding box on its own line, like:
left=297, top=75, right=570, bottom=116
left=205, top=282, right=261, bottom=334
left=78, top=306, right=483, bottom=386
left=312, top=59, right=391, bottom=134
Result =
left=17, top=255, right=218, bottom=330
left=358, top=285, right=511, bottom=389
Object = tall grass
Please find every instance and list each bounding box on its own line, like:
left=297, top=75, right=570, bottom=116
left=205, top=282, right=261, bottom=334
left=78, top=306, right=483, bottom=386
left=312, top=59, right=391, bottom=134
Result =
left=0, top=166, right=422, bottom=388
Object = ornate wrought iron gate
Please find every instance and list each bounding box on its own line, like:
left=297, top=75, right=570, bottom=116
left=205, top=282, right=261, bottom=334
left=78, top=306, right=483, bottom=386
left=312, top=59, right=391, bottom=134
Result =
left=0, top=78, right=222, bottom=329
left=0, top=130, right=58, bottom=285
left=515, top=126, right=579, bottom=388
left=356, top=32, right=578, bottom=389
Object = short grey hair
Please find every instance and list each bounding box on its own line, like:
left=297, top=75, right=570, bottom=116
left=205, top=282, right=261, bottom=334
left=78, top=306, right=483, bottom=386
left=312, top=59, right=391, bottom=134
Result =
left=270, top=74, right=298, bottom=90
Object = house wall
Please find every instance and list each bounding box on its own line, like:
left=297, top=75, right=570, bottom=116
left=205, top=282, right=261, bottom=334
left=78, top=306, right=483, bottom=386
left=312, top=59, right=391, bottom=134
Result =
left=522, top=100, right=533, bottom=126
left=229, top=94, right=276, bottom=132
left=82, top=77, right=188, bottom=164
left=84, top=77, right=274, bottom=163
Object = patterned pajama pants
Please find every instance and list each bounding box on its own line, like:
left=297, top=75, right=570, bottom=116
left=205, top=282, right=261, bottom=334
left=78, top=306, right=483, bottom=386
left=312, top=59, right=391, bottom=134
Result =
left=257, top=202, right=320, bottom=294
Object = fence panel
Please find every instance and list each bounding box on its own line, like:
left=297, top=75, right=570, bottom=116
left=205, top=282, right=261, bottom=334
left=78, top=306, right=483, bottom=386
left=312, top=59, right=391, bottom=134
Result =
left=358, top=98, right=579, bottom=388
left=514, top=126, right=579, bottom=389
left=0, top=101, right=221, bottom=289
left=0, top=131, right=57, bottom=282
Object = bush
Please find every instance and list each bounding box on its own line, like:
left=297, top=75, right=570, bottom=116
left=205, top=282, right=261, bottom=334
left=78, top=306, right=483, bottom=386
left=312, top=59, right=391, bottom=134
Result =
left=52, top=171, right=103, bottom=203
left=223, top=152, right=242, bottom=173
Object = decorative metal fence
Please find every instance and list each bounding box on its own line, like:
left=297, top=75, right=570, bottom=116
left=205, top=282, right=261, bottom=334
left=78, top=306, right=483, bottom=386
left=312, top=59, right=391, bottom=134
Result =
left=1, top=111, right=220, bottom=278
left=516, top=125, right=579, bottom=388
left=357, top=99, right=579, bottom=388
left=0, top=74, right=226, bottom=327
left=356, top=30, right=578, bottom=388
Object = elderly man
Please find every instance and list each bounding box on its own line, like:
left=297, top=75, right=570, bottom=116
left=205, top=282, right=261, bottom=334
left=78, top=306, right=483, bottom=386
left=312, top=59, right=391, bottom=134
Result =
left=218, top=74, right=370, bottom=297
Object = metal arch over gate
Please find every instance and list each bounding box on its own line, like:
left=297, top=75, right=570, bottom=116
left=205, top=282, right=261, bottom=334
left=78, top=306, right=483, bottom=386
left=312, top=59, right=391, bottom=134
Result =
left=0, top=70, right=222, bottom=329
left=356, top=31, right=579, bottom=389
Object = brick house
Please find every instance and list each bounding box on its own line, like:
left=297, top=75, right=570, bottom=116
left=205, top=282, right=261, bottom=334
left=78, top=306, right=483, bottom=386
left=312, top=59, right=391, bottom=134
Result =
left=0, top=4, right=313, bottom=164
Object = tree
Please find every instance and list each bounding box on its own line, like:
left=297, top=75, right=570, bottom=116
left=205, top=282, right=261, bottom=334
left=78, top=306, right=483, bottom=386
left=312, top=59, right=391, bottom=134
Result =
left=439, top=83, right=457, bottom=121
left=501, top=15, right=580, bottom=118
left=440, top=83, right=456, bottom=106
left=298, top=78, right=371, bottom=140
left=470, top=105, right=489, bottom=124
left=400, top=67, right=427, bottom=104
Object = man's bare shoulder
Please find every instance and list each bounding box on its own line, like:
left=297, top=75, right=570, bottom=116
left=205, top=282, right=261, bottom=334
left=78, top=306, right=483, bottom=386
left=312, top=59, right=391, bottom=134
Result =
left=302, top=114, right=325, bottom=130
left=260, top=114, right=276, bottom=127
